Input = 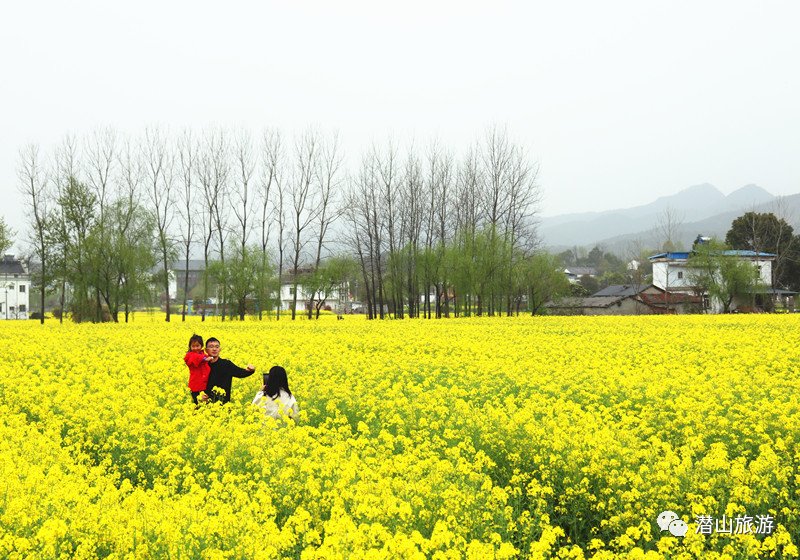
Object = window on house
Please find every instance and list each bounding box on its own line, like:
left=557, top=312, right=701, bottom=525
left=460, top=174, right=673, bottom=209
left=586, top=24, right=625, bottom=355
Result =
left=19, top=305, right=26, bottom=312
left=677, top=271, right=683, bottom=279
left=19, top=285, right=25, bottom=293
left=289, top=286, right=295, bottom=295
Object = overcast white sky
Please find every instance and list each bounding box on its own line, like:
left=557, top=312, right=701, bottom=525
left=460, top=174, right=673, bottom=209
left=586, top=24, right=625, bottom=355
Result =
left=3, top=1, right=799, bottom=252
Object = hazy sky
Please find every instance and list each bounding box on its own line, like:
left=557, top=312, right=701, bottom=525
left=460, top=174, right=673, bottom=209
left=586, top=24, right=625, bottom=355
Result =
left=3, top=1, right=799, bottom=252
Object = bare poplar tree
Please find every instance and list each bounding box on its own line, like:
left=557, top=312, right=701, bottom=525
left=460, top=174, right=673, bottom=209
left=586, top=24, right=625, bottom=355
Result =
left=433, top=145, right=454, bottom=318
left=653, top=205, right=685, bottom=252
left=232, top=128, right=256, bottom=259
left=52, top=135, right=81, bottom=322
left=289, top=129, right=322, bottom=320
left=272, top=166, right=287, bottom=320
left=196, top=128, right=230, bottom=320
left=258, top=128, right=282, bottom=319
left=480, top=126, right=515, bottom=315
left=400, top=147, right=424, bottom=318
left=365, top=148, right=386, bottom=319
left=502, top=143, right=541, bottom=315
left=85, top=127, right=118, bottom=321
left=210, top=130, right=231, bottom=320
left=421, top=141, right=444, bottom=319
left=452, top=144, right=483, bottom=316
left=376, top=139, right=400, bottom=317
left=307, top=131, right=344, bottom=318
left=344, top=162, right=378, bottom=319
left=177, top=130, right=198, bottom=321
left=313, top=131, right=344, bottom=268
left=117, top=135, right=147, bottom=322
left=196, top=133, right=215, bottom=321
left=340, top=190, right=363, bottom=315
left=18, top=144, right=50, bottom=324
left=143, top=127, right=176, bottom=322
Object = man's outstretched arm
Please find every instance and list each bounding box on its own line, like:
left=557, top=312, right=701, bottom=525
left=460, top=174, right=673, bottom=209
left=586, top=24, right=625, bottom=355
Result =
left=230, top=361, right=256, bottom=378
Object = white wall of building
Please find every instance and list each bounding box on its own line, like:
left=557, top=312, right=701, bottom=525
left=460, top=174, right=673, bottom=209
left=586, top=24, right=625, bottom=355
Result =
left=278, top=283, right=347, bottom=312
left=756, top=259, right=773, bottom=285
left=0, top=277, right=31, bottom=320
left=652, top=259, right=773, bottom=291
left=652, top=261, right=692, bottom=290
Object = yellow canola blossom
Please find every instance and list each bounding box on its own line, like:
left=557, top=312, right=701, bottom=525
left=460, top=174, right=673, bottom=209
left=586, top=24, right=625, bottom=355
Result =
left=1, top=314, right=800, bottom=559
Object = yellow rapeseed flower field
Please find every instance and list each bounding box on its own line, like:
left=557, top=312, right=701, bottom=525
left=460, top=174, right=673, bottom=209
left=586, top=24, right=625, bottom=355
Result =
left=2, top=315, right=800, bottom=559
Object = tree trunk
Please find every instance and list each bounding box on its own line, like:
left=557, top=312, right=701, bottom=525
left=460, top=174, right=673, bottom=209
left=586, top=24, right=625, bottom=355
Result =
left=291, top=282, right=298, bottom=320
left=182, top=253, right=190, bottom=321
left=202, top=252, right=209, bottom=322
left=39, top=261, right=45, bottom=324
left=162, top=251, right=171, bottom=322
left=60, top=279, right=66, bottom=324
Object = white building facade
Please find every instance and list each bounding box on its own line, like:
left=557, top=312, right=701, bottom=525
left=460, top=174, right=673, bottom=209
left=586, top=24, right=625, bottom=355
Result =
left=278, top=282, right=348, bottom=313
left=0, top=255, right=31, bottom=320
left=649, top=250, right=775, bottom=313
left=651, top=251, right=774, bottom=291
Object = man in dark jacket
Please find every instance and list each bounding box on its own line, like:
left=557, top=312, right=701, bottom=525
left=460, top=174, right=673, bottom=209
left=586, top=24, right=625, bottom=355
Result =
left=204, top=337, right=256, bottom=403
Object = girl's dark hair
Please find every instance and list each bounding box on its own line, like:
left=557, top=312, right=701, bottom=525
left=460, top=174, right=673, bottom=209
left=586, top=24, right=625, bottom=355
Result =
left=188, top=334, right=204, bottom=351
left=263, top=365, right=291, bottom=399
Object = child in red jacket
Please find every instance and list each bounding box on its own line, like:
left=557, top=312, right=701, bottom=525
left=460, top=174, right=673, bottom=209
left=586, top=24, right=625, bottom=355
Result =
left=184, top=334, right=212, bottom=404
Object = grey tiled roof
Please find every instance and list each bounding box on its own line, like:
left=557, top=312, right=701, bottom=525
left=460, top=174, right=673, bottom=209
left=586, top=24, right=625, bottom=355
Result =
left=592, top=284, right=647, bottom=297
left=0, top=257, right=26, bottom=275
left=546, top=296, right=626, bottom=309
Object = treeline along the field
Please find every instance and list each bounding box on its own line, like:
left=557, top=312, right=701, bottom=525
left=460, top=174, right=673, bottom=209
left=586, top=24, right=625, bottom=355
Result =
left=18, top=126, right=570, bottom=323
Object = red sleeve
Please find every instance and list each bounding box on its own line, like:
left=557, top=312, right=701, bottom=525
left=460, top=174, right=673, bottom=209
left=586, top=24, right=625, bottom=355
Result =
left=184, top=351, right=206, bottom=367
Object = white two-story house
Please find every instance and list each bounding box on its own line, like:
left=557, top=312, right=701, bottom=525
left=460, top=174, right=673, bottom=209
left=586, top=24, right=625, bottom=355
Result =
left=649, top=248, right=775, bottom=312
left=0, top=255, right=31, bottom=320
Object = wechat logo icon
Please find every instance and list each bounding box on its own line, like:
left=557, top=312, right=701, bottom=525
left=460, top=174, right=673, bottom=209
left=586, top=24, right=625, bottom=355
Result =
left=658, top=511, right=688, bottom=537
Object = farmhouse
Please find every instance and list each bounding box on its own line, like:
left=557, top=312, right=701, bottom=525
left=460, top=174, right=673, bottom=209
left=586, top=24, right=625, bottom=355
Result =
left=649, top=250, right=774, bottom=292
left=648, top=247, right=778, bottom=312
left=546, top=284, right=703, bottom=316
left=0, top=255, right=31, bottom=320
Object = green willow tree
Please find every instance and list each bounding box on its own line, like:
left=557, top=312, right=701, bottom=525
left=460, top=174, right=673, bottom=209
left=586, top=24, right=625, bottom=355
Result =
left=0, top=217, right=13, bottom=256
left=59, top=176, right=97, bottom=321
left=521, top=253, right=572, bottom=315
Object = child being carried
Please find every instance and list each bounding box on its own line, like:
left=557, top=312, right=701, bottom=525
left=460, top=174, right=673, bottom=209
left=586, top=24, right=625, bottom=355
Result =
left=184, top=334, right=212, bottom=405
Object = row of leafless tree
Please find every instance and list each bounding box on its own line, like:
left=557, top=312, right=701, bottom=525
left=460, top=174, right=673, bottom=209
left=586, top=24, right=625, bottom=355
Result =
left=345, top=127, right=542, bottom=318
left=19, top=125, right=543, bottom=322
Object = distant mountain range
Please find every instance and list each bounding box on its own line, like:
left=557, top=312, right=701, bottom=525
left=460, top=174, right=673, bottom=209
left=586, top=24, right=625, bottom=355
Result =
left=540, top=184, right=800, bottom=254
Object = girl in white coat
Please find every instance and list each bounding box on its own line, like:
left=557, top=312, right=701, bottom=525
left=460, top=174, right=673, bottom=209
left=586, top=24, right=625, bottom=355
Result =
left=252, top=365, right=299, bottom=422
